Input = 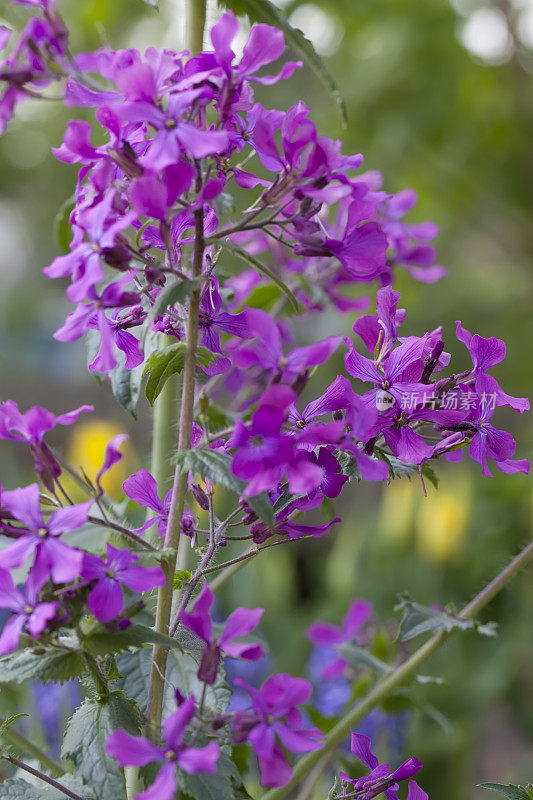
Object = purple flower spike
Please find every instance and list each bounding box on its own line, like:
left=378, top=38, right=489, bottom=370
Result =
left=180, top=582, right=264, bottom=684
left=0, top=567, right=57, bottom=656
left=0, top=484, right=90, bottom=584
left=95, top=433, right=128, bottom=495
left=232, top=673, right=323, bottom=787
left=107, top=696, right=220, bottom=800
left=82, top=543, right=165, bottom=623
left=339, top=730, right=424, bottom=800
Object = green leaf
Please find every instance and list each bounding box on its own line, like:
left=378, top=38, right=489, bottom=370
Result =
left=173, top=448, right=274, bottom=529
left=116, top=645, right=230, bottom=720
left=178, top=753, right=242, bottom=800
left=219, top=240, right=299, bottom=312
left=61, top=692, right=142, bottom=800
left=478, top=784, right=532, bottom=800
left=173, top=569, right=192, bottom=590
left=53, top=194, right=75, bottom=254
left=0, top=777, right=94, bottom=800
left=0, top=649, right=85, bottom=685
left=144, top=343, right=186, bottom=405
left=110, top=361, right=143, bottom=417
left=421, top=463, right=439, bottom=490
left=143, top=277, right=202, bottom=334
left=83, top=623, right=183, bottom=656
left=143, top=343, right=216, bottom=405
left=395, top=595, right=497, bottom=642
left=0, top=714, right=28, bottom=734
left=219, top=0, right=347, bottom=126
left=338, top=642, right=392, bottom=675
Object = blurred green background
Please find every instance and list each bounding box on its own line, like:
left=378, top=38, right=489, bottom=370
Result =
left=0, top=0, right=532, bottom=798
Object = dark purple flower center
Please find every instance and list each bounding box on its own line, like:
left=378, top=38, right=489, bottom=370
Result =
left=24, top=604, right=33, bottom=615
left=165, top=749, right=177, bottom=761
left=165, top=118, right=177, bottom=130
left=381, top=380, right=390, bottom=390
left=38, top=527, right=48, bottom=539
left=296, top=419, right=306, bottom=429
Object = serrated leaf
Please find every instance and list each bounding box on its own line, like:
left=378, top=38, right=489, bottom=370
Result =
left=219, top=0, right=347, bottom=126
left=219, top=240, right=299, bottom=312
left=173, top=448, right=274, bottom=528
left=0, top=649, right=85, bottom=685
left=478, top=784, right=532, bottom=800
left=143, top=344, right=216, bottom=405
left=0, top=714, right=28, bottom=733
left=395, top=595, right=496, bottom=642
left=144, top=343, right=186, bottom=405
left=83, top=623, right=182, bottom=656
left=338, top=642, right=392, bottom=675
left=173, top=569, right=192, bottom=590
left=53, top=194, right=75, bottom=254
left=178, top=753, right=241, bottom=800
left=143, top=277, right=202, bottom=334
left=61, top=692, right=141, bottom=800
left=116, top=644, right=230, bottom=720
left=0, top=777, right=94, bottom=800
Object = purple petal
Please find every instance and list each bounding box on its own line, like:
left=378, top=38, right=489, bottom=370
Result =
left=2, top=484, right=43, bottom=529
left=136, top=762, right=176, bottom=800
left=350, top=731, right=379, bottom=769
left=26, top=602, right=57, bottom=638
left=47, top=501, right=91, bottom=536
left=344, top=339, right=381, bottom=384
left=123, top=469, right=164, bottom=514
left=163, top=696, right=196, bottom=750
left=177, top=741, right=220, bottom=774
left=307, top=622, right=342, bottom=646
left=180, top=582, right=213, bottom=644
left=239, top=24, right=285, bottom=76
left=106, top=730, right=163, bottom=767
left=43, top=539, right=84, bottom=584
left=273, top=722, right=323, bottom=754
left=120, top=564, right=166, bottom=593
left=0, top=615, right=26, bottom=657
left=406, top=781, right=429, bottom=800
left=87, top=577, right=124, bottom=622
left=219, top=606, right=264, bottom=647
left=0, top=537, right=38, bottom=571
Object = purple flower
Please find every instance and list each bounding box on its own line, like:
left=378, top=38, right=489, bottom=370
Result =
left=43, top=191, right=136, bottom=302
left=339, top=731, right=426, bottom=800
left=231, top=308, right=341, bottom=383
left=230, top=385, right=296, bottom=497
left=455, top=321, right=529, bottom=413
left=307, top=599, right=372, bottom=680
left=54, top=277, right=143, bottom=373
left=95, top=433, right=129, bottom=495
left=82, top=544, right=165, bottom=623
left=122, top=468, right=171, bottom=538
left=197, top=277, right=251, bottom=375
left=232, top=673, right=323, bottom=787
left=0, top=401, right=93, bottom=490
left=453, top=375, right=529, bottom=477
left=0, top=567, right=57, bottom=656
left=0, top=484, right=89, bottom=583
left=344, top=334, right=430, bottom=410
left=180, top=582, right=264, bottom=684
left=106, top=696, right=220, bottom=800
left=353, top=286, right=406, bottom=360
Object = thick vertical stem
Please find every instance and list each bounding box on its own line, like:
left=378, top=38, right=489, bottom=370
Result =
left=186, top=0, right=207, bottom=54
left=145, top=207, right=205, bottom=740
left=143, top=0, right=207, bottom=745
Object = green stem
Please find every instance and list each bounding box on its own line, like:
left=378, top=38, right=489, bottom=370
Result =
left=186, top=0, right=207, bottom=55
left=261, top=537, right=533, bottom=800
left=146, top=203, right=205, bottom=741
left=3, top=754, right=83, bottom=800
left=0, top=718, right=65, bottom=778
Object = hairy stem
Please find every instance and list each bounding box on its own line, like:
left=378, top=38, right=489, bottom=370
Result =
left=261, top=537, right=533, bottom=800
left=3, top=754, right=83, bottom=800
left=146, top=203, right=205, bottom=740
left=0, top=718, right=65, bottom=778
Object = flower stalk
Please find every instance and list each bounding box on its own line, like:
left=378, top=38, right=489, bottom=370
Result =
left=261, top=536, right=533, bottom=800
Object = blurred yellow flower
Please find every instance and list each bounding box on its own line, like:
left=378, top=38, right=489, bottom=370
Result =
left=64, top=420, right=135, bottom=500
left=416, top=473, right=471, bottom=562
